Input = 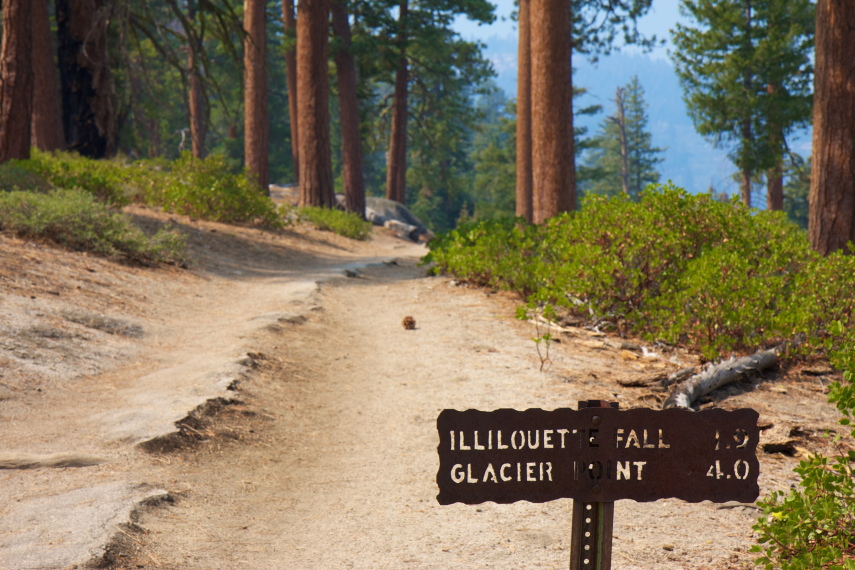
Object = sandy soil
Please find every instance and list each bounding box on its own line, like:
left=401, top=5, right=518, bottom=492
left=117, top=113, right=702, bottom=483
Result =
left=0, top=205, right=847, bottom=569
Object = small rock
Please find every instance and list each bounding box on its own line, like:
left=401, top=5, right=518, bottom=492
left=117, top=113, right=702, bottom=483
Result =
left=402, top=316, right=416, bottom=330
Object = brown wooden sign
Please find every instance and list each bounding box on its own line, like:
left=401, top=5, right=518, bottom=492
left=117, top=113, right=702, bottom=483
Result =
left=436, top=406, right=759, bottom=505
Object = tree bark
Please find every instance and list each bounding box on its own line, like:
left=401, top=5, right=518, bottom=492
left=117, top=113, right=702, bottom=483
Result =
left=741, top=167, right=753, bottom=208
left=244, top=0, right=269, bottom=192
left=615, top=87, right=630, bottom=197
left=0, top=0, right=33, bottom=162
left=55, top=0, right=115, bottom=158
left=765, top=84, right=782, bottom=211
left=187, top=0, right=207, bottom=159
left=808, top=0, right=855, bottom=255
left=530, top=0, right=575, bottom=224
left=385, top=0, right=409, bottom=205
left=766, top=164, right=783, bottom=211
left=31, top=0, right=65, bottom=152
left=282, top=0, right=299, bottom=184
left=332, top=1, right=366, bottom=218
left=297, top=0, right=335, bottom=207
left=514, top=0, right=532, bottom=223
left=740, top=0, right=754, bottom=208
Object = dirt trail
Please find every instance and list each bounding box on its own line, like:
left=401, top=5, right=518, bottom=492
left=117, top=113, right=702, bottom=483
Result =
left=0, top=213, right=422, bottom=569
left=111, top=260, right=825, bottom=570
left=0, top=212, right=844, bottom=569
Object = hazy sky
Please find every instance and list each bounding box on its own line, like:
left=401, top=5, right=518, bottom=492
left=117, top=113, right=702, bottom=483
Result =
left=453, top=0, right=687, bottom=61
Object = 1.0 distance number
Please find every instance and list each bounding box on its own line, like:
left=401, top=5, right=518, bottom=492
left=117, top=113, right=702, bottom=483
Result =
left=707, top=459, right=750, bottom=480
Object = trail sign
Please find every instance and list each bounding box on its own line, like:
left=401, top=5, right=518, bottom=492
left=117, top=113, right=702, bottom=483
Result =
left=436, top=405, right=759, bottom=506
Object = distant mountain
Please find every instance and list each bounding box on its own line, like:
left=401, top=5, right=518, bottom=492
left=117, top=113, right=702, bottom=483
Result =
left=481, top=35, right=812, bottom=200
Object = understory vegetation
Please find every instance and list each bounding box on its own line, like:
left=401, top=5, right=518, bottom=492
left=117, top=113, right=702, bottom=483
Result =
left=17, top=150, right=285, bottom=228
left=0, top=189, right=186, bottom=265
left=424, top=184, right=855, bottom=569
left=425, top=184, right=855, bottom=359
left=297, top=206, right=372, bottom=241
left=0, top=151, right=374, bottom=261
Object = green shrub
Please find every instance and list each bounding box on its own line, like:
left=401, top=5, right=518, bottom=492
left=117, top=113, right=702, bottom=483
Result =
left=752, top=325, right=855, bottom=569
left=424, top=217, right=543, bottom=295
left=16, top=149, right=135, bottom=205
left=141, top=153, right=284, bottom=228
left=425, top=184, right=855, bottom=358
left=0, top=189, right=186, bottom=265
left=0, top=162, right=53, bottom=193
left=14, top=150, right=284, bottom=229
left=298, top=206, right=372, bottom=241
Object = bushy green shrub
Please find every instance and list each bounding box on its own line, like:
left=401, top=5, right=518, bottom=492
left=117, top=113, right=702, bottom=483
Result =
left=0, top=162, right=53, bottom=193
left=16, top=149, right=135, bottom=205
left=752, top=325, right=855, bottom=569
left=0, top=189, right=186, bottom=265
left=14, top=150, right=284, bottom=228
left=141, top=153, right=284, bottom=228
left=298, top=206, right=372, bottom=241
left=424, top=217, right=543, bottom=295
left=425, top=184, right=855, bottom=358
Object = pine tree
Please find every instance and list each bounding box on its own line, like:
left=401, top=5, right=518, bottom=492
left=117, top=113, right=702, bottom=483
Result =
left=244, top=0, right=269, bottom=192
left=672, top=0, right=814, bottom=208
left=0, top=0, right=33, bottom=162
left=282, top=0, right=299, bottom=183
left=515, top=0, right=656, bottom=222
left=31, top=0, right=64, bottom=151
left=583, top=76, right=663, bottom=200
left=56, top=0, right=115, bottom=158
left=331, top=0, right=366, bottom=217
left=297, top=0, right=334, bottom=207
left=808, top=0, right=855, bottom=254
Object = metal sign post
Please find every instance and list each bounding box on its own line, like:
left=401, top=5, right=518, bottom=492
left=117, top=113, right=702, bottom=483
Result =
left=569, top=400, right=617, bottom=570
left=435, top=399, right=760, bottom=569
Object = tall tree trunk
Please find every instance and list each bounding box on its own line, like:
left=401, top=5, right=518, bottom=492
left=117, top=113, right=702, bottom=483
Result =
left=808, top=0, right=855, bottom=255
left=187, top=0, right=207, bottom=159
left=530, top=0, right=575, bottom=223
left=332, top=1, right=366, bottom=218
left=766, top=84, right=783, bottom=211
left=244, top=0, right=269, bottom=192
left=282, top=0, right=299, bottom=183
left=515, top=0, right=532, bottom=222
left=741, top=167, right=753, bottom=208
left=0, top=0, right=33, bottom=162
left=740, top=0, right=753, bottom=207
left=297, top=0, right=334, bottom=207
left=766, top=163, right=783, bottom=211
left=615, top=87, right=630, bottom=197
left=55, top=0, right=115, bottom=158
left=385, top=0, right=409, bottom=205
left=31, top=0, right=65, bottom=151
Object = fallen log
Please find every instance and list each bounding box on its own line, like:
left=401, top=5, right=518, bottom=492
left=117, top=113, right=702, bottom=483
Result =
left=663, top=347, right=780, bottom=409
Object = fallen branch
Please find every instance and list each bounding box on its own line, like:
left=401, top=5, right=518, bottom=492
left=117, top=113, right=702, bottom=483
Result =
left=663, top=347, right=781, bottom=409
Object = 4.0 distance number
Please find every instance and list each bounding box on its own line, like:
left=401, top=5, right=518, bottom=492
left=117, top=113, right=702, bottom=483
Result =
left=707, top=459, right=750, bottom=480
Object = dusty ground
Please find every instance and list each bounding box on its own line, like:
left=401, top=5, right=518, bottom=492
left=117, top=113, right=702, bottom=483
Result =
left=0, top=204, right=847, bottom=569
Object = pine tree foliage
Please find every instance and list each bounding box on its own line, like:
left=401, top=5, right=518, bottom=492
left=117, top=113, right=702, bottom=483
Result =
left=573, top=0, right=660, bottom=57
left=583, top=76, right=663, bottom=200
left=671, top=0, right=814, bottom=206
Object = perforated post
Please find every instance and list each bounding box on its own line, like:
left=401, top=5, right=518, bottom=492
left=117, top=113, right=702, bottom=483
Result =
left=569, top=400, right=618, bottom=570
